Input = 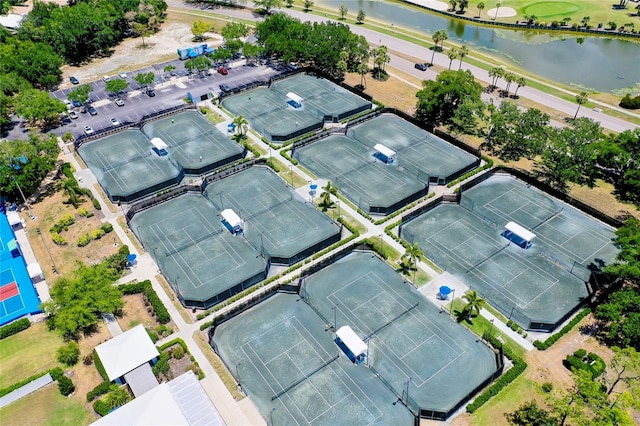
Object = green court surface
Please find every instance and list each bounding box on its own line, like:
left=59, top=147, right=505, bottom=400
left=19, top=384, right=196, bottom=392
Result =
left=348, top=114, right=479, bottom=182
left=294, top=135, right=428, bottom=214
left=79, top=129, right=180, bottom=201
left=401, top=174, right=618, bottom=330
left=221, top=74, right=371, bottom=142
left=141, top=111, right=244, bottom=170
left=212, top=252, right=499, bottom=423
left=78, top=111, right=243, bottom=202
left=130, top=193, right=267, bottom=308
left=204, top=167, right=341, bottom=264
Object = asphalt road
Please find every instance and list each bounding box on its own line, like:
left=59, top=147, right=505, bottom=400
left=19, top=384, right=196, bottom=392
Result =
left=173, top=1, right=638, bottom=133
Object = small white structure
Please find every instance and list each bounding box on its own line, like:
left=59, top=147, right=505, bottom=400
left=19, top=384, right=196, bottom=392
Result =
left=286, top=92, right=303, bottom=108
left=374, top=144, right=396, bottom=164
left=92, top=371, right=225, bottom=426
left=94, top=324, right=160, bottom=394
left=150, top=137, right=168, bottom=156
left=0, top=14, right=25, bottom=30
left=335, top=326, right=367, bottom=365
left=503, top=221, right=536, bottom=249
left=7, top=211, right=21, bottom=229
left=221, top=209, right=243, bottom=235
left=27, top=263, right=44, bottom=283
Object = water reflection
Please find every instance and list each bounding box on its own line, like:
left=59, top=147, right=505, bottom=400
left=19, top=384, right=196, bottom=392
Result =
left=318, top=0, right=640, bottom=91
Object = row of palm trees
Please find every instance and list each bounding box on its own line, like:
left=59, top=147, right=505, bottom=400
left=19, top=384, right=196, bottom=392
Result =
left=488, top=67, right=527, bottom=98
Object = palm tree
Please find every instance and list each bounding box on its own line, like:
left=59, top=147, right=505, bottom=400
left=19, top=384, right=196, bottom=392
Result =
left=233, top=115, right=248, bottom=136
left=401, top=243, right=424, bottom=282
left=488, top=66, right=504, bottom=89
left=56, top=177, right=83, bottom=208
left=477, top=2, right=485, bottom=18
left=525, top=15, right=537, bottom=25
left=462, top=289, right=485, bottom=318
left=357, top=62, right=369, bottom=88
left=430, top=30, right=448, bottom=65
left=581, top=16, right=590, bottom=27
left=459, top=0, right=469, bottom=13
left=493, top=1, right=501, bottom=20
left=458, top=45, right=469, bottom=70
left=104, top=385, right=130, bottom=409
left=504, top=72, right=515, bottom=96
left=574, top=91, right=588, bottom=120
left=447, top=48, right=458, bottom=70
left=513, top=76, right=526, bottom=97
left=320, top=180, right=338, bottom=210
left=449, top=0, right=457, bottom=12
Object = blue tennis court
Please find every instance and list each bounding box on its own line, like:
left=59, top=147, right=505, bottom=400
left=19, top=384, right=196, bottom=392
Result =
left=0, top=213, right=42, bottom=326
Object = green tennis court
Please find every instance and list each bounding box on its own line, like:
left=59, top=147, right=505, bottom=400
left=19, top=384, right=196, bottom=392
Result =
left=348, top=114, right=480, bottom=183
left=221, top=74, right=371, bottom=142
left=212, top=252, right=498, bottom=423
left=130, top=193, right=267, bottom=308
left=294, top=135, right=429, bottom=214
left=78, top=111, right=244, bottom=202
left=79, top=129, right=181, bottom=202
left=400, top=173, right=618, bottom=331
left=204, top=167, right=341, bottom=264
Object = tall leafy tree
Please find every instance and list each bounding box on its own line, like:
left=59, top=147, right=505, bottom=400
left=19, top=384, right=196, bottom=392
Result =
left=68, top=84, right=93, bottom=105
left=14, top=88, right=66, bottom=128
left=134, top=72, right=155, bottom=88
left=505, top=400, right=557, bottom=426
left=483, top=101, right=550, bottom=161
left=191, top=20, right=213, bottom=41
left=255, top=0, right=283, bottom=14
left=0, top=134, right=59, bottom=201
left=105, top=79, right=129, bottom=97
left=339, top=4, right=348, bottom=20
left=42, top=261, right=125, bottom=340
left=415, top=69, right=483, bottom=128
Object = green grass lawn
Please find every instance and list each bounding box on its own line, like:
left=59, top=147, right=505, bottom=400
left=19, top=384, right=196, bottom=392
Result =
left=470, top=374, right=539, bottom=426
left=0, top=384, right=93, bottom=426
left=0, top=323, right=63, bottom=389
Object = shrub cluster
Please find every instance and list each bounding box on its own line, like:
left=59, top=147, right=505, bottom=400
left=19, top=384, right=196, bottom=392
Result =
left=447, top=156, right=494, bottom=188
left=58, top=376, right=75, bottom=396
left=620, top=94, right=640, bottom=110
left=78, top=208, right=94, bottom=218
left=120, top=280, right=170, bottom=324
left=50, top=213, right=77, bottom=245
left=93, top=399, right=110, bottom=417
left=0, top=318, right=31, bottom=340
left=466, top=332, right=527, bottom=413
left=563, top=349, right=606, bottom=378
left=533, top=308, right=591, bottom=350
left=77, top=223, right=113, bottom=247
left=56, top=341, right=80, bottom=366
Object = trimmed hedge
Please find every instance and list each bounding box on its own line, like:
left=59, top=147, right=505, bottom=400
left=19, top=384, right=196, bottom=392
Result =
left=466, top=332, right=527, bottom=413
left=563, top=349, right=606, bottom=379
left=86, top=381, right=111, bottom=402
left=447, top=156, right=494, bottom=188
left=0, top=318, right=31, bottom=339
left=119, top=280, right=170, bottom=324
left=93, top=399, right=110, bottom=417
left=0, top=367, right=67, bottom=398
left=58, top=376, right=75, bottom=396
left=533, top=308, right=591, bottom=350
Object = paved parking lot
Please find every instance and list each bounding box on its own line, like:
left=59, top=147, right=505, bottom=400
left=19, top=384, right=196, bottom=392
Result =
left=40, top=59, right=282, bottom=140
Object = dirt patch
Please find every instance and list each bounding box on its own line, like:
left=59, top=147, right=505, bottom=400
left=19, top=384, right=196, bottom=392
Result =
left=68, top=322, right=112, bottom=409
left=25, top=188, right=123, bottom=280
left=116, top=294, right=157, bottom=332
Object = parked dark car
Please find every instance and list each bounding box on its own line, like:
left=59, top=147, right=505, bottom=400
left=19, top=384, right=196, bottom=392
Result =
left=87, top=106, right=98, bottom=116
left=70, top=76, right=79, bottom=84
left=219, top=84, right=231, bottom=92
left=72, top=99, right=83, bottom=108
left=414, top=63, right=428, bottom=71
left=146, top=89, right=156, bottom=97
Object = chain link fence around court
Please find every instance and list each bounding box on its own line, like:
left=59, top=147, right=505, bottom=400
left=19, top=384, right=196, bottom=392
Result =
left=297, top=250, right=501, bottom=420
left=400, top=173, right=617, bottom=331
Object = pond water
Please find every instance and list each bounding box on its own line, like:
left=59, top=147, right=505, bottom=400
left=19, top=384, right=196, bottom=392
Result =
left=318, top=0, right=640, bottom=92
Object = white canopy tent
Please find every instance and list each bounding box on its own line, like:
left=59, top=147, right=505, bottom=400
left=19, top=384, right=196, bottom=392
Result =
left=221, top=209, right=243, bottom=234
left=286, top=92, right=303, bottom=108
left=7, top=211, right=21, bottom=228
left=150, top=137, right=168, bottom=156
left=335, top=326, right=367, bottom=363
left=374, top=143, right=396, bottom=164
left=27, top=263, right=44, bottom=282
left=504, top=221, right=536, bottom=248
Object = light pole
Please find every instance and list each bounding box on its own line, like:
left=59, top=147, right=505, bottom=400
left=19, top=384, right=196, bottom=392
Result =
left=336, top=200, right=341, bottom=219
left=235, top=363, right=242, bottom=391
left=378, top=234, right=383, bottom=254
left=259, top=232, right=265, bottom=258
left=175, top=276, right=181, bottom=300
left=13, top=177, right=35, bottom=219
left=332, top=304, right=339, bottom=330
left=488, top=319, right=494, bottom=338
left=218, top=192, right=224, bottom=209
left=289, top=164, right=293, bottom=187
left=405, top=377, right=412, bottom=405
left=449, top=289, right=456, bottom=315
left=270, top=407, right=276, bottom=426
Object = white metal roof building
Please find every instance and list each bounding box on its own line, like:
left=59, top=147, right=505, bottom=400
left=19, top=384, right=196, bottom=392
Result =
left=94, top=324, right=160, bottom=382
left=92, top=371, right=225, bottom=426
left=373, top=143, right=396, bottom=164
left=335, top=326, right=367, bottom=364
